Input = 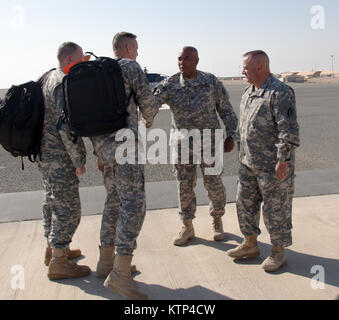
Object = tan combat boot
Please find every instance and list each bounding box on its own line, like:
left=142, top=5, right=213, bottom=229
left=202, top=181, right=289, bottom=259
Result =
left=261, top=247, right=286, bottom=272
left=48, top=248, right=91, bottom=280
left=44, top=240, right=52, bottom=266
left=65, top=247, right=82, bottom=260
left=212, top=217, right=224, bottom=241
left=96, top=245, right=138, bottom=278
left=44, top=240, right=82, bottom=266
left=96, top=245, right=115, bottom=278
left=104, top=255, right=148, bottom=300
left=226, top=235, right=260, bottom=259
left=173, top=220, right=195, bottom=246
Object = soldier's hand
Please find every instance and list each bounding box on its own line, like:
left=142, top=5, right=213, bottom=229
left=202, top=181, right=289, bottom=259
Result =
left=146, top=121, right=153, bottom=128
left=140, top=116, right=152, bottom=128
left=98, top=159, right=104, bottom=172
left=224, top=136, right=235, bottom=153
left=76, top=166, right=86, bottom=177
left=275, top=161, right=288, bottom=181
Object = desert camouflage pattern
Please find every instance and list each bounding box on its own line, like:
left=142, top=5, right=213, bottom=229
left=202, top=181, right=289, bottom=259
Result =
left=154, top=71, right=238, bottom=221
left=154, top=71, right=238, bottom=136
left=40, top=69, right=86, bottom=168
left=95, top=143, right=146, bottom=255
left=236, top=75, right=300, bottom=248
left=100, top=164, right=120, bottom=246
left=174, top=140, right=226, bottom=221
left=38, top=68, right=86, bottom=249
left=236, top=162, right=294, bottom=248
left=39, top=161, right=82, bottom=249
left=90, top=58, right=160, bottom=255
left=238, top=74, right=300, bottom=171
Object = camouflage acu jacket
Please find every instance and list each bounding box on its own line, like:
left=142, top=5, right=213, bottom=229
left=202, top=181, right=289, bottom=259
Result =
left=238, top=74, right=300, bottom=171
left=154, top=70, right=238, bottom=137
left=40, top=69, right=86, bottom=168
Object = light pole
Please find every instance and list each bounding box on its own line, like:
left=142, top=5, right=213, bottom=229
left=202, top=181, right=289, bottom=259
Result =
left=330, top=55, right=334, bottom=78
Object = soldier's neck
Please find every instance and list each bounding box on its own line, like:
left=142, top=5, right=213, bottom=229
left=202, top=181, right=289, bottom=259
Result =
left=254, top=73, right=271, bottom=89
left=183, top=71, right=198, bottom=80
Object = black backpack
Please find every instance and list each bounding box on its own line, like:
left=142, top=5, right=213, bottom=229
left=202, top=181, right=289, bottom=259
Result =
left=62, top=53, right=130, bottom=137
left=0, top=70, right=54, bottom=169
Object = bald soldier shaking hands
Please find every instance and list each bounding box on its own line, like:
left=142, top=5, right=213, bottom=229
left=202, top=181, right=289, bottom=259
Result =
left=154, top=46, right=238, bottom=246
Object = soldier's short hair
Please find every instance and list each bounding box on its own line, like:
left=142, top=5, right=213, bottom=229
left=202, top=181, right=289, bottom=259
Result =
left=112, top=32, right=137, bottom=53
left=57, top=42, right=80, bottom=63
left=182, top=46, right=199, bottom=58
left=243, top=50, right=269, bottom=63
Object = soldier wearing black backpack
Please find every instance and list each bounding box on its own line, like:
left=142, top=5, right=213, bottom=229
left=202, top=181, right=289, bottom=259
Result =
left=39, top=42, right=91, bottom=280
left=89, top=32, right=162, bottom=300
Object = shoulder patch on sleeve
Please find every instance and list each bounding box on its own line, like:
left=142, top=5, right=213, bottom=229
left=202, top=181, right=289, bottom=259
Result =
left=277, top=93, right=297, bottom=121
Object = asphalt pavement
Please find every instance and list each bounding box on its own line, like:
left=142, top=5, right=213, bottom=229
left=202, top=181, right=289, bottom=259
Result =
left=1, top=82, right=339, bottom=194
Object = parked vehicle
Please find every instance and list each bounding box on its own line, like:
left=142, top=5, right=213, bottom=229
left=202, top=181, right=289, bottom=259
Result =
left=146, top=73, right=168, bottom=89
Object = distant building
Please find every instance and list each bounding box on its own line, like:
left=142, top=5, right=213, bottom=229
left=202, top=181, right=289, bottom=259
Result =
left=145, top=73, right=168, bottom=89
left=320, top=70, right=339, bottom=78
left=218, top=76, right=245, bottom=80
left=282, top=74, right=305, bottom=83
left=297, top=71, right=321, bottom=79
left=280, top=72, right=299, bottom=78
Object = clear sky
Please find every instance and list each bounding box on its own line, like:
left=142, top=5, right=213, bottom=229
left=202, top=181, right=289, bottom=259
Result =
left=0, top=0, right=338, bottom=88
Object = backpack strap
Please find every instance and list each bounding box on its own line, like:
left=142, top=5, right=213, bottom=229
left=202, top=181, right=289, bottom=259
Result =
left=37, top=68, right=56, bottom=86
left=32, top=68, right=56, bottom=161
left=59, top=77, right=78, bottom=144
left=85, top=52, right=98, bottom=59
left=115, top=58, right=138, bottom=106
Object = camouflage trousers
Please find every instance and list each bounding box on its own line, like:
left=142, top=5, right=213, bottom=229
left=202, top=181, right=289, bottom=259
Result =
left=174, top=141, right=226, bottom=222
left=38, top=160, right=81, bottom=250
left=236, top=162, right=295, bottom=248
left=91, top=137, right=146, bottom=256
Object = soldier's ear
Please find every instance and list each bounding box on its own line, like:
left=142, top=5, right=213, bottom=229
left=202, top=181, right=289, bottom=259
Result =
left=125, top=42, right=133, bottom=54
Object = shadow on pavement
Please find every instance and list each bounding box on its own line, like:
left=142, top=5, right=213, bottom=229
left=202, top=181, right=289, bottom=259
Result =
left=53, top=276, right=231, bottom=300
left=52, top=235, right=338, bottom=299
left=140, top=283, right=232, bottom=300
left=231, top=241, right=339, bottom=288
left=176, top=233, right=243, bottom=252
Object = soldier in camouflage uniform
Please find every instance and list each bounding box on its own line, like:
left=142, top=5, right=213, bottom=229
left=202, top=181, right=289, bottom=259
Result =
left=154, top=46, right=238, bottom=246
left=227, top=50, right=300, bottom=272
left=91, top=32, right=161, bottom=300
left=38, top=42, right=91, bottom=280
